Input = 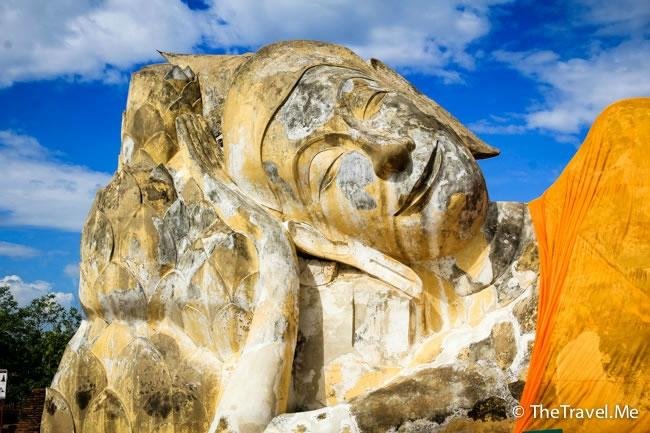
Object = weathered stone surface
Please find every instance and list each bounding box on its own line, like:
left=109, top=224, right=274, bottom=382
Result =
left=41, top=388, right=74, bottom=433
left=513, top=288, right=538, bottom=334
left=491, top=322, right=517, bottom=370
left=44, top=41, right=539, bottom=433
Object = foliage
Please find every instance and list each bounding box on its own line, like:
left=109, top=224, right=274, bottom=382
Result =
left=0, top=285, right=81, bottom=404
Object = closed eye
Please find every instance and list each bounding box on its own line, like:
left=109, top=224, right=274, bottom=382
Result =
left=363, top=91, right=387, bottom=119
left=307, top=147, right=348, bottom=200
left=343, top=78, right=387, bottom=120
left=318, top=152, right=345, bottom=196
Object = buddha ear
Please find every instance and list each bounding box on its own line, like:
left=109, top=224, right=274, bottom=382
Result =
left=286, top=220, right=422, bottom=299
left=369, top=58, right=500, bottom=160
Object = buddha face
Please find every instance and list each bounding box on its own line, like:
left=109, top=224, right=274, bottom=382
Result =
left=261, top=65, right=489, bottom=264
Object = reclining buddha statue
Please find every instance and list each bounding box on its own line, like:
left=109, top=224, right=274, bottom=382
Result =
left=41, top=41, right=648, bottom=433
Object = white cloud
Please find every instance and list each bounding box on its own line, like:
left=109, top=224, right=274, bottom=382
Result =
left=577, top=0, right=650, bottom=36
left=479, top=40, right=650, bottom=135
left=0, top=131, right=111, bottom=231
left=0, top=0, right=509, bottom=87
left=0, top=0, right=208, bottom=87
left=472, top=0, right=650, bottom=137
left=0, top=241, right=40, bottom=258
left=64, top=263, right=80, bottom=280
left=0, top=130, right=49, bottom=158
left=0, top=274, right=74, bottom=307
left=206, top=0, right=509, bottom=81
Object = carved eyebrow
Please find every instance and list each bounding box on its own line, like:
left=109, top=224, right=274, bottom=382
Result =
left=340, top=76, right=383, bottom=92
left=293, top=133, right=350, bottom=205
left=337, top=75, right=377, bottom=98
left=341, top=78, right=388, bottom=120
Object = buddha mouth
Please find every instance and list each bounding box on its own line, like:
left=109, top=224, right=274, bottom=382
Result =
left=394, top=139, right=442, bottom=216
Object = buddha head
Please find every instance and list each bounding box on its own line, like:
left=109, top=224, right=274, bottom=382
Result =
left=222, top=41, right=498, bottom=265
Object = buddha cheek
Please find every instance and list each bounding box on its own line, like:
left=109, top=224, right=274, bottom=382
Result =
left=395, top=211, right=444, bottom=263
left=409, top=175, right=488, bottom=260
left=317, top=154, right=394, bottom=249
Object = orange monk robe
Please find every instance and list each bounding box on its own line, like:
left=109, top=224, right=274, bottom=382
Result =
left=515, top=98, right=650, bottom=433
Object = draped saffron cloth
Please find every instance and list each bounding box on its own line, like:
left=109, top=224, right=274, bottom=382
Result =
left=515, top=98, right=649, bottom=433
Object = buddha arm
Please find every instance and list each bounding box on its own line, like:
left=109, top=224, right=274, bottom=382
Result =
left=176, top=114, right=301, bottom=433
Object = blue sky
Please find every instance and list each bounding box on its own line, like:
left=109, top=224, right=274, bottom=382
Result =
left=0, top=0, right=648, bottom=308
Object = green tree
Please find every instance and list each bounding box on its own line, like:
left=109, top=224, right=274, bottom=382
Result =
left=0, top=285, right=81, bottom=404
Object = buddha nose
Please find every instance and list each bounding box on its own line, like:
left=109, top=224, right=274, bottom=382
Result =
left=361, top=137, right=415, bottom=179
